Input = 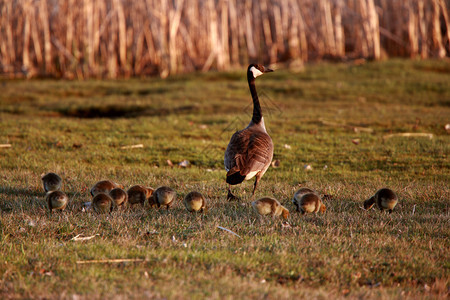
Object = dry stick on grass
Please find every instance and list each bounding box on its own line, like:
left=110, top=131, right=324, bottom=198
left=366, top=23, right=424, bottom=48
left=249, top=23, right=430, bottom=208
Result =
left=120, top=144, right=144, bottom=149
left=319, top=118, right=374, bottom=133
left=70, top=234, right=100, bottom=242
left=217, top=226, right=242, bottom=239
left=76, top=258, right=145, bottom=264
left=0, top=144, right=12, bottom=148
left=383, top=133, right=434, bottom=140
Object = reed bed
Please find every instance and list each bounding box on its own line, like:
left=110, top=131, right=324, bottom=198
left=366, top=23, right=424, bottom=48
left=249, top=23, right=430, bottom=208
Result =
left=0, top=0, right=449, bottom=78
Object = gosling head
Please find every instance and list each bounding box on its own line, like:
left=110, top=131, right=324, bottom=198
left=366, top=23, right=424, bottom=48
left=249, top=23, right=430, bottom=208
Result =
left=92, top=193, right=113, bottom=214
left=46, top=190, right=69, bottom=213
left=281, top=207, right=290, bottom=219
left=247, top=64, right=273, bottom=79
left=363, top=196, right=375, bottom=210
left=109, top=188, right=128, bottom=208
left=320, top=203, right=326, bottom=213
left=41, top=172, right=62, bottom=192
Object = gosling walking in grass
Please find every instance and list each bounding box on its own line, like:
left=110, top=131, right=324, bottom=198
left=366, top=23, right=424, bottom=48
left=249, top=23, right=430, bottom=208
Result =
left=252, top=197, right=289, bottom=219
left=153, top=186, right=176, bottom=209
left=184, top=191, right=207, bottom=213
left=46, top=190, right=68, bottom=213
left=41, top=172, right=62, bottom=192
left=294, top=193, right=326, bottom=214
left=109, top=188, right=128, bottom=209
left=92, top=193, right=113, bottom=214
left=127, top=185, right=154, bottom=206
left=224, top=64, right=274, bottom=201
left=90, top=180, right=122, bottom=197
left=364, top=188, right=398, bottom=213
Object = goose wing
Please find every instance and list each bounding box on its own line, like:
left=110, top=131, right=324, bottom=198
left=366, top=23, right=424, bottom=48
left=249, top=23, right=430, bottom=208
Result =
left=225, top=127, right=273, bottom=179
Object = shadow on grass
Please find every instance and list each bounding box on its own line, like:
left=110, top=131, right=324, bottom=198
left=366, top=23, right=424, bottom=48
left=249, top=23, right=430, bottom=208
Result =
left=0, top=186, right=42, bottom=197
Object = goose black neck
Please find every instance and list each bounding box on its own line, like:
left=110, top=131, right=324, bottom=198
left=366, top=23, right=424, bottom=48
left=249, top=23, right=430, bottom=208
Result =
left=248, top=74, right=262, bottom=124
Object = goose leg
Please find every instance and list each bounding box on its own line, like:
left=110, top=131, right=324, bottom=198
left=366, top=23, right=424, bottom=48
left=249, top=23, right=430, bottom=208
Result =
left=227, top=185, right=240, bottom=201
left=251, top=177, right=260, bottom=198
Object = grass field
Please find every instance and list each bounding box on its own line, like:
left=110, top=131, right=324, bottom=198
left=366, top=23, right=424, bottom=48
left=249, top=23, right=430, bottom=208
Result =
left=0, top=59, right=449, bottom=299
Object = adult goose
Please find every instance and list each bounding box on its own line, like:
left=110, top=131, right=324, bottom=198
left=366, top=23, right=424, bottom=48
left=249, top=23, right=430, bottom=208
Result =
left=224, top=64, right=274, bottom=200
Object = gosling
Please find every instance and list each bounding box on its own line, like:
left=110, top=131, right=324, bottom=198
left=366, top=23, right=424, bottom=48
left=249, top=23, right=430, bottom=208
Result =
left=109, top=188, right=128, bottom=209
left=292, top=187, right=317, bottom=211
left=364, top=188, right=398, bottom=213
left=296, top=193, right=326, bottom=214
left=92, top=193, right=113, bottom=214
left=90, top=180, right=122, bottom=197
left=42, top=172, right=62, bottom=192
left=153, top=186, right=176, bottom=209
left=184, top=191, right=207, bottom=213
left=46, top=190, right=69, bottom=213
left=127, top=185, right=154, bottom=206
left=251, top=197, right=290, bottom=219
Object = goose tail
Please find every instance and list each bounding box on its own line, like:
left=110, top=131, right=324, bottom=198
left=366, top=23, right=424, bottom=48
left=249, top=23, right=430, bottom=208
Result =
left=226, top=171, right=246, bottom=185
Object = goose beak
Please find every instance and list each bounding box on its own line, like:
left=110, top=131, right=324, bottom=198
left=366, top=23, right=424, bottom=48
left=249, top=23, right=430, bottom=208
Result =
left=263, top=67, right=274, bottom=73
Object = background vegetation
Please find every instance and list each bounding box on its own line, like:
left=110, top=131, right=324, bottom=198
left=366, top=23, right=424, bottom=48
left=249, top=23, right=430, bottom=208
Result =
left=0, top=59, right=449, bottom=298
left=1, top=0, right=449, bottom=78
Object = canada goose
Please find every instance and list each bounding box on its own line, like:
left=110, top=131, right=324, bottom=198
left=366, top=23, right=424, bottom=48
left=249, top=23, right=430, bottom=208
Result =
left=224, top=64, right=274, bottom=200
left=297, top=193, right=326, bottom=214
left=92, top=193, right=113, bottom=214
left=41, top=172, right=62, bottom=192
left=46, top=190, right=68, bottom=212
left=153, top=186, right=176, bottom=209
left=109, top=188, right=128, bottom=209
left=251, top=197, right=289, bottom=219
left=364, top=188, right=398, bottom=213
left=90, top=180, right=122, bottom=197
left=292, top=187, right=317, bottom=211
left=127, top=185, right=154, bottom=206
left=184, top=191, right=207, bottom=213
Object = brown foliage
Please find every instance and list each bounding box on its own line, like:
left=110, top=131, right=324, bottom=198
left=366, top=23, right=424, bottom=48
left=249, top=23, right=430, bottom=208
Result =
left=0, top=0, right=449, bottom=78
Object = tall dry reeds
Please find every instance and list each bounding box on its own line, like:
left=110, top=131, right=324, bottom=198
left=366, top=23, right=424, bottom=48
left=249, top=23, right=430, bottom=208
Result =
left=0, top=0, right=449, bottom=78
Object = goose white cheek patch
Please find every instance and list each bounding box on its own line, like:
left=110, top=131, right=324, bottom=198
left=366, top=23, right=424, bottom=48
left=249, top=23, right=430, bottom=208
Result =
left=250, top=66, right=263, bottom=78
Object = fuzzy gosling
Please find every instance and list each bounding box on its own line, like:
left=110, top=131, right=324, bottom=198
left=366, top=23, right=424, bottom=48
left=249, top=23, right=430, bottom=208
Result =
left=46, top=190, right=69, bottom=213
left=184, top=191, right=207, bottom=213
left=364, top=188, right=398, bottom=213
left=296, top=193, right=326, bottom=214
left=109, top=188, right=128, bottom=209
left=127, top=185, right=154, bottom=206
left=292, top=187, right=317, bottom=211
left=42, top=172, right=62, bottom=192
left=92, top=193, right=113, bottom=214
left=251, top=197, right=289, bottom=219
left=153, top=186, right=176, bottom=209
left=90, top=180, right=122, bottom=197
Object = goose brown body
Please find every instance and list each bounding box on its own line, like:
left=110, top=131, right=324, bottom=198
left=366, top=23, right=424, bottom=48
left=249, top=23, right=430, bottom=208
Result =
left=153, top=186, right=176, bottom=209
left=46, top=190, right=68, bottom=212
left=184, top=191, right=207, bottom=213
left=90, top=180, right=121, bottom=197
left=251, top=197, right=289, bottom=219
left=297, top=193, right=326, bottom=214
left=109, top=188, right=128, bottom=208
left=364, top=188, right=398, bottom=213
left=224, top=64, right=274, bottom=200
left=92, top=193, right=113, bottom=213
left=127, top=185, right=154, bottom=205
left=42, top=172, right=62, bottom=192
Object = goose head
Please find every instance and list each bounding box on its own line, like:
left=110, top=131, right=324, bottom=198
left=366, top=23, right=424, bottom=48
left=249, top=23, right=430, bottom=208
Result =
left=247, top=64, right=273, bottom=79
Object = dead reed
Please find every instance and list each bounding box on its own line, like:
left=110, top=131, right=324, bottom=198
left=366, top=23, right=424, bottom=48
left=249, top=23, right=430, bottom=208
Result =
left=0, top=0, right=449, bottom=78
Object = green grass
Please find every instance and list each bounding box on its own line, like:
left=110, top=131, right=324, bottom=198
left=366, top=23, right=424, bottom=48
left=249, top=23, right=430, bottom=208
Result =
left=0, top=59, right=449, bottom=299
